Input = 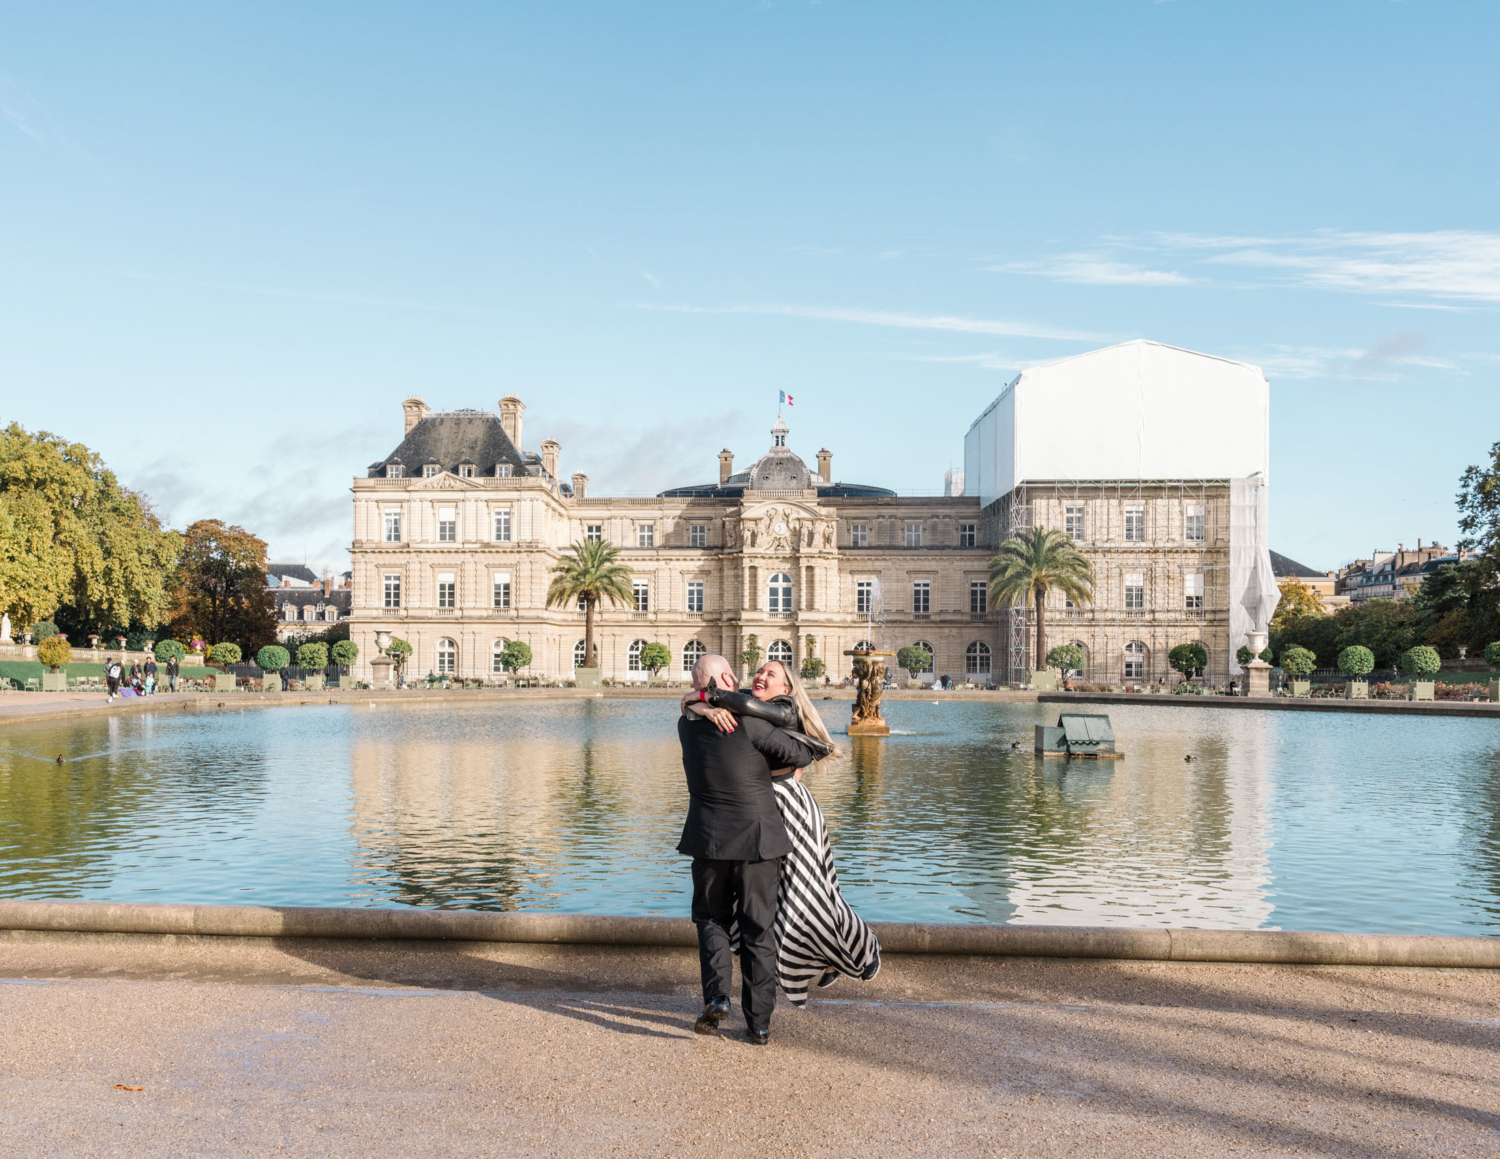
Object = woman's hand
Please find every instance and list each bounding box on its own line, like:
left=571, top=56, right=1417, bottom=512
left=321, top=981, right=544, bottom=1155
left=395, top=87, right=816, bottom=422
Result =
left=686, top=701, right=737, bottom=732
left=793, top=769, right=803, bottom=782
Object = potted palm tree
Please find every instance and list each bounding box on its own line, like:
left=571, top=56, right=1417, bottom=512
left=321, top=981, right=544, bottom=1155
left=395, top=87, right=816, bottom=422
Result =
left=1399, top=645, right=1441, bottom=701
left=1337, top=645, right=1375, bottom=699
left=987, top=527, right=1094, bottom=687
left=546, top=539, right=635, bottom=687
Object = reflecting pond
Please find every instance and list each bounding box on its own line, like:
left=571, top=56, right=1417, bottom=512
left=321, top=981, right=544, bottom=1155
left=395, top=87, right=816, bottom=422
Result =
left=1, top=699, right=1498, bottom=933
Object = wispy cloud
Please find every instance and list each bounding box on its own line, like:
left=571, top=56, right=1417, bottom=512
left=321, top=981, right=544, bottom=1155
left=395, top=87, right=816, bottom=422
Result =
left=895, top=351, right=1017, bottom=371
left=636, top=302, right=1100, bottom=343
left=1249, top=331, right=1464, bottom=381
left=996, top=252, right=1192, bottom=287
left=641, top=271, right=663, bottom=289
left=115, top=271, right=507, bottom=317
left=1161, top=230, right=1500, bottom=302
left=0, top=73, right=47, bottom=145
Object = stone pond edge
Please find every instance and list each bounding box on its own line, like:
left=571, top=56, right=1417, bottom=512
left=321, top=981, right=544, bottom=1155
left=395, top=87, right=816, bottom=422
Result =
left=1, top=901, right=1495, bottom=968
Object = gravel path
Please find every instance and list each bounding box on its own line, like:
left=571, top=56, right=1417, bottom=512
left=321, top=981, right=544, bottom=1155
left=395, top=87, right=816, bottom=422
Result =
left=0, top=934, right=1497, bottom=1156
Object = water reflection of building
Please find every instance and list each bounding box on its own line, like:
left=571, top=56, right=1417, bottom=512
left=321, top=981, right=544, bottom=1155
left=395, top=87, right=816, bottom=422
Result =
left=1002, top=713, right=1275, bottom=929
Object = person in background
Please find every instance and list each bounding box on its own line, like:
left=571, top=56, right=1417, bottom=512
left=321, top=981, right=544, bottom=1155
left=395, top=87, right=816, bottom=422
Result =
left=143, top=655, right=157, bottom=695
left=166, top=653, right=179, bottom=692
left=129, top=660, right=142, bottom=693
left=104, top=658, right=121, bottom=702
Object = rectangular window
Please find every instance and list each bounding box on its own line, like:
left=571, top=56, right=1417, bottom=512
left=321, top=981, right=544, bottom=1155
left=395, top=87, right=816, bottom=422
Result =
left=1125, top=505, right=1145, bottom=542
left=686, top=580, right=704, bottom=613
left=383, top=574, right=401, bottom=609
left=905, top=522, right=923, bottom=548
left=585, top=524, right=602, bottom=543
left=423, top=464, right=439, bottom=478
left=437, top=507, right=457, bottom=543
left=437, top=572, right=456, bottom=610
left=958, top=523, right=976, bottom=548
left=458, top=464, right=474, bottom=478
left=970, top=580, right=988, bottom=614
left=689, top=524, right=707, bottom=548
left=1185, top=572, right=1204, bottom=610
left=577, top=594, right=587, bottom=611
left=1124, top=572, right=1145, bottom=611
left=497, top=463, right=512, bottom=478
left=492, top=572, right=512, bottom=610
left=850, top=523, right=869, bottom=548
left=856, top=580, right=874, bottom=615
left=637, top=524, right=655, bottom=548
left=383, top=511, right=402, bottom=543
left=493, top=510, right=512, bottom=543
left=1065, top=505, right=1084, bottom=540
left=633, top=580, right=649, bottom=612
left=912, top=581, right=931, bottom=614
left=387, top=464, right=403, bottom=479
left=1186, top=504, right=1205, bottom=543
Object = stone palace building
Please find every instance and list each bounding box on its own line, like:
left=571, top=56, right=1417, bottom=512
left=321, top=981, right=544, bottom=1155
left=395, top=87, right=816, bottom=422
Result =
left=347, top=396, right=999, bottom=684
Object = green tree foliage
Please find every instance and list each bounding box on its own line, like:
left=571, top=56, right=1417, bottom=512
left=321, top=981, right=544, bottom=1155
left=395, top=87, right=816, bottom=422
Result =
left=1236, top=645, right=1254, bottom=666
left=166, top=520, right=277, bottom=654
left=1168, top=642, right=1209, bottom=676
left=1272, top=598, right=1421, bottom=669
left=1457, top=441, right=1500, bottom=564
left=31, top=620, right=58, bottom=640
left=499, top=640, right=534, bottom=673
left=36, top=634, right=71, bottom=671
left=385, top=637, right=412, bottom=677
left=330, top=639, right=358, bottom=667
left=1279, top=646, right=1318, bottom=679
left=988, top=527, right=1094, bottom=672
left=638, top=641, right=670, bottom=677
left=0, top=422, right=179, bottom=631
left=1045, top=643, right=1084, bottom=671
left=1399, top=645, right=1441, bottom=678
left=209, top=642, right=241, bottom=666
left=1486, top=641, right=1500, bottom=669
left=800, top=656, right=826, bottom=681
left=1270, top=579, right=1325, bottom=631
left=545, top=540, right=634, bottom=669
left=1337, top=645, right=1375, bottom=677
left=740, top=634, right=764, bottom=673
left=296, top=642, right=329, bottom=671
left=154, top=639, right=187, bottom=663
left=1405, top=558, right=1500, bottom=659
left=256, top=645, right=290, bottom=672
left=896, top=644, right=933, bottom=677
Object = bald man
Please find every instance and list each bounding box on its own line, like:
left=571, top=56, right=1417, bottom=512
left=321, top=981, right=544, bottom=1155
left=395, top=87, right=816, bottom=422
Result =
left=677, top=654, right=814, bottom=1045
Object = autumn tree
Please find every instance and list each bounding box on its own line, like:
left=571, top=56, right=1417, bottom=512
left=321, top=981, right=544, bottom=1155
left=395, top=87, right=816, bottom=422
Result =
left=166, top=520, right=277, bottom=653
left=0, top=422, right=179, bottom=631
left=1270, top=579, right=1325, bottom=632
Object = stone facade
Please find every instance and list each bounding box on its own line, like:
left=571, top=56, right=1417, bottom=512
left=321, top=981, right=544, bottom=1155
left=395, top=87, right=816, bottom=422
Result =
left=348, top=398, right=999, bottom=684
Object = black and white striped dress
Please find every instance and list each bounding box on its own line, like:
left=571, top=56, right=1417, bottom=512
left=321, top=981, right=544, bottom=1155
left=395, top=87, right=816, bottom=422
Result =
left=762, top=774, right=881, bottom=1007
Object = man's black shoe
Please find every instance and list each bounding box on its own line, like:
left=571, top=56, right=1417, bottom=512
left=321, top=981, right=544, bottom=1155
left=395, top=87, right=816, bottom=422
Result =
left=745, top=1028, right=770, bottom=1046
left=693, top=997, right=730, bottom=1035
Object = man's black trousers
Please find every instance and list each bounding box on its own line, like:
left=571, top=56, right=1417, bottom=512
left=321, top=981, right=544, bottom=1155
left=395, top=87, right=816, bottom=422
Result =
left=690, top=856, right=781, bottom=1033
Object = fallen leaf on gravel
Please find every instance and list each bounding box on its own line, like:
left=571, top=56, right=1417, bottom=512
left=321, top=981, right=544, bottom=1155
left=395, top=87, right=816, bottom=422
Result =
left=114, top=1085, right=143, bottom=1091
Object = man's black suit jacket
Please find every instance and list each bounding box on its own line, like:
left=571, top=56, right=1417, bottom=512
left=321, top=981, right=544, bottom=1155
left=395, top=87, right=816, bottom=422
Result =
left=676, top=712, right=815, bottom=861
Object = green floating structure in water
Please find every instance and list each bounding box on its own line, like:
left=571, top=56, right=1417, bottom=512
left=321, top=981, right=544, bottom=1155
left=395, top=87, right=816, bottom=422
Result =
left=1034, top=713, right=1124, bottom=760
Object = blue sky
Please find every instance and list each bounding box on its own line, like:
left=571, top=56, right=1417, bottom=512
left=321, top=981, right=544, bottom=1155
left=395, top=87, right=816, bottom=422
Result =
left=2, top=2, right=1497, bottom=575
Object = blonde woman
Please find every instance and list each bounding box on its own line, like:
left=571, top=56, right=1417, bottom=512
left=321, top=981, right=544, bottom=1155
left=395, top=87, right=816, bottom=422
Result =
left=685, top=659, right=881, bottom=1004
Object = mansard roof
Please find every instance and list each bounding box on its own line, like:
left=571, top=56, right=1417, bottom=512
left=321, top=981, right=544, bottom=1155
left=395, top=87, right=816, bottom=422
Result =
left=1269, top=550, right=1327, bottom=579
left=367, top=411, right=541, bottom=478
left=658, top=417, right=895, bottom=499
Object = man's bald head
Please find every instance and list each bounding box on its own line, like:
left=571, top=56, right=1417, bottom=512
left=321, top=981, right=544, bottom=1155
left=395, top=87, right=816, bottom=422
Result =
left=691, top=654, right=737, bottom=692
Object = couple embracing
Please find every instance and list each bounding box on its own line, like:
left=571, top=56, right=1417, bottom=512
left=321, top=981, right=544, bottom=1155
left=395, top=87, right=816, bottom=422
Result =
left=676, top=653, right=880, bottom=1045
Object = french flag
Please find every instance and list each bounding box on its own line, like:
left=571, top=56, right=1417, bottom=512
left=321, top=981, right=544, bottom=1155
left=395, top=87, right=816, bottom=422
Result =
left=780, top=390, right=794, bottom=407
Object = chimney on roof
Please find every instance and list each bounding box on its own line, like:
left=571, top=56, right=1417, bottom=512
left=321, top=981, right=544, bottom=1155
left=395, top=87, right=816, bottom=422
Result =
left=540, top=438, right=560, bottom=479
left=322, top=574, right=332, bottom=596
left=816, top=449, right=832, bottom=483
left=571, top=472, right=588, bottom=500
left=719, top=449, right=734, bottom=485
left=499, top=396, right=524, bottom=451
left=402, top=395, right=430, bottom=435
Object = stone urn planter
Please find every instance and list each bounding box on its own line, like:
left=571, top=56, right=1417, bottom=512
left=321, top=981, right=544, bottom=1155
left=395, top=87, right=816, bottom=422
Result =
left=213, top=672, right=236, bottom=692
left=1290, top=680, right=1311, bottom=698
left=303, top=674, right=324, bottom=691
left=263, top=673, right=282, bottom=693
left=1410, top=681, right=1435, bottom=701
left=1346, top=680, right=1368, bottom=700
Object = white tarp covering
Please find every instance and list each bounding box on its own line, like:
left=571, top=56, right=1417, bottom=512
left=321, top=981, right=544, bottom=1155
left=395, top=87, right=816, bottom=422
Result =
left=964, top=340, right=1270, bottom=506
left=1229, top=473, right=1280, bottom=675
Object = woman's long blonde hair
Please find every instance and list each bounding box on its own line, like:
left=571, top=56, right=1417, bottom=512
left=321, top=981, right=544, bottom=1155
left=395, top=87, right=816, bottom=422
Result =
left=765, top=660, right=840, bottom=762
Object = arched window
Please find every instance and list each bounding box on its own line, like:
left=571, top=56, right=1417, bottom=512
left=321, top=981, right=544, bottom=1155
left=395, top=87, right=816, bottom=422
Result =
left=910, top=641, right=936, bottom=672
left=492, top=638, right=508, bottom=674
left=767, top=639, right=793, bottom=665
left=768, top=573, right=792, bottom=613
left=682, top=640, right=707, bottom=672
left=628, top=639, right=647, bottom=672
left=436, top=638, right=457, bottom=674
left=965, top=641, right=991, bottom=674
left=854, top=639, right=874, bottom=652
left=1124, top=640, right=1146, bottom=681
left=573, top=640, right=588, bottom=668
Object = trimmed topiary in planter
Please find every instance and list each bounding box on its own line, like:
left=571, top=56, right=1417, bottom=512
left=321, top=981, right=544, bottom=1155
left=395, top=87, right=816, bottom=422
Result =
left=37, top=634, right=72, bottom=690
left=154, top=639, right=187, bottom=664
left=1399, top=645, right=1441, bottom=700
left=1337, top=645, right=1375, bottom=698
left=331, top=639, right=359, bottom=688
left=297, top=642, right=329, bottom=689
left=1168, top=642, right=1208, bottom=681
left=210, top=642, right=241, bottom=666
left=257, top=645, right=290, bottom=692
left=1045, top=643, right=1084, bottom=672
left=1279, top=646, right=1317, bottom=696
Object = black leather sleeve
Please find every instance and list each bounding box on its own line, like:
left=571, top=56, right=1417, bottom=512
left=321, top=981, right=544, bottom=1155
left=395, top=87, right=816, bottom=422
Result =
left=705, top=689, right=801, bottom=729
left=740, top=717, right=816, bottom=771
